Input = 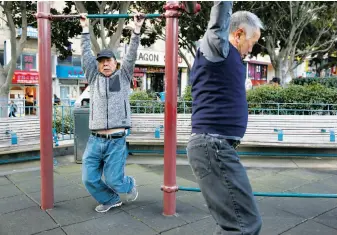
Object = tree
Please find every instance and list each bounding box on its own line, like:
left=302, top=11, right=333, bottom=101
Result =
left=56, top=1, right=161, bottom=58
left=0, top=2, right=31, bottom=116
left=309, top=42, right=337, bottom=76
left=236, top=1, right=337, bottom=84
left=143, top=1, right=337, bottom=84
left=138, top=1, right=212, bottom=71
left=0, top=1, right=162, bottom=117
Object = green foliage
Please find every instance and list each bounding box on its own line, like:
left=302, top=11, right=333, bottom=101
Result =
left=178, top=85, right=192, bottom=113
left=246, top=85, right=283, bottom=103
left=129, top=91, right=151, bottom=101
left=291, top=77, right=337, bottom=89
left=129, top=91, right=164, bottom=113
left=247, top=84, right=337, bottom=114
left=181, top=85, right=192, bottom=101
left=247, top=84, right=337, bottom=104
left=53, top=106, right=74, bottom=134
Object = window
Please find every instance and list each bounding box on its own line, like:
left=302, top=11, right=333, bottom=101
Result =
left=72, top=56, right=81, bottom=67
left=57, top=56, right=72, bottom=65
left=57, top=55, right=82, bottom=67
left=248, top=63, right=268, bottom=80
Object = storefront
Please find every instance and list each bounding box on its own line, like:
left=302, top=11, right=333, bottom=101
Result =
left=130, top=49, right=187, bottom=96
left=9, top=70, right=39, bottom=116
left=247, top=61, right=269, bottom=86
left=56, top=65, right=86, bottom=105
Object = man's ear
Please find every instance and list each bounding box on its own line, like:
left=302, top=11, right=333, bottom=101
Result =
left=235, top=28, right=244, bottom=40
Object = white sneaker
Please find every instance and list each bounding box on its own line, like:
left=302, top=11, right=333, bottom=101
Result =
left=95, top=200, right=122, bottom=213
left=126, top=177, right=138, bottom=202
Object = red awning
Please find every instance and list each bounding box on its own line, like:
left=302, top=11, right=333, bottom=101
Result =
left=12, top=70, right=39, bottom=84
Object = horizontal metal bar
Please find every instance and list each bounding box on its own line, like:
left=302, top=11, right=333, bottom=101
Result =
left=0, top=156, right=40, bottom=165
left=49, top=14, right=163, bottom=20
left=87, top=14, right=162, bottom=19
left=178, top=187, right=337, bottom=198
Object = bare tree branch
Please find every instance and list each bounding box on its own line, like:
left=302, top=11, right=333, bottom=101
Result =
left=108, top=2, right=118, bottom=13
left=178, top=35, right=196, bottom=57
left=289, top=1, right=293, bottom=25
left=16, top=2, right=28, bottom=59
left=178, top=48, right=191, bottom=71
left=3, top=2, right=17, bottom=78
left=74, top=1, right=101, bottom=54
left=109, top=1, right=131, bottom=49
left=96, top=1, right=108, bottom=49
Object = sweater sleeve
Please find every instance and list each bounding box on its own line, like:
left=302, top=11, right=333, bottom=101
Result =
left=199, top=1, right=232, bottom=62
left=81, top=33, right=99, bottom=84
left=120, top=32, right=140, bottom=83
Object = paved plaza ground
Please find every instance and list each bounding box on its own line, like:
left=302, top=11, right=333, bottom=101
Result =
left=1, top=155, right=337, bottom=235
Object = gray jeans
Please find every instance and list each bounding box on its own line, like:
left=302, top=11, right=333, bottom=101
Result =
left=187, top=134, right=262, bottom=235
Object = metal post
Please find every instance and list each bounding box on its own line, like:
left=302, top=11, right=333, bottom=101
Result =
left=162, top=1, right=179, bottom=216
left=37, top=1, right=54, bottom=210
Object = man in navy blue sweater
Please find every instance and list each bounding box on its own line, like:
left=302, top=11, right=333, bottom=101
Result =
left=187, top=1, right=264, bottom=234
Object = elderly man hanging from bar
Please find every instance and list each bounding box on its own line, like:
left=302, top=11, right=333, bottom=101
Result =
left=187, top=1, right=263, bottom=234
left=80, top=13, right=145, bottom=213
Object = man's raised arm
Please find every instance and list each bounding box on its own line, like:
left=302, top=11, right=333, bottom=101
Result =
left=200, top=1, right=233, bottom=62
left=80, top=15, right=98, bottom=84
left=120, top=13, right=145, bottom=83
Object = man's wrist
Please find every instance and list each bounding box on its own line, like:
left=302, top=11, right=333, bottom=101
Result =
left=82, top=26, right=89, bottom=34
left=133, top=28, right=141, bottom=34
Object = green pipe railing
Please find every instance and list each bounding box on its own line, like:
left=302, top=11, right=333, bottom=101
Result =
left=178, top=186, right=337, bottom=198
left=86, top=14, right=162, bottom=19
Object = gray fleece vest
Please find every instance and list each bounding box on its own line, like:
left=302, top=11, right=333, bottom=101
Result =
left=81, top=33, right=140, bottom=130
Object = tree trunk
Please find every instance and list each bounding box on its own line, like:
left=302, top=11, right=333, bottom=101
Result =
left=274, top=59, right=291, bottom=86
left=0, top=84, right=9, bottom=118
left=178, top=49, right=191, bottom=73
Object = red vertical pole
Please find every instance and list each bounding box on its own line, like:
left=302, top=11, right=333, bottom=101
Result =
left=163, top=1, right=179, bottom=216
left=37, top=1, right=54, bottom=210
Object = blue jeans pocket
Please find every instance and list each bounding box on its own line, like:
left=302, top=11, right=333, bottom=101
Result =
left=187, top=136, right=211, bottom=180
left=112, top=136, right=126, bottom=147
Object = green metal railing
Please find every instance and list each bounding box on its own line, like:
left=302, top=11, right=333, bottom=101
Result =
left=129, top=100, right=337, bottom=115
left=248, top=102, right=337, bottom=115
left=0, top=105, right=74, bottom=141
left=1, top=101, right=336, bottom=142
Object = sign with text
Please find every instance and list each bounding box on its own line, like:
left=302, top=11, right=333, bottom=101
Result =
left=121, top=47, right=187, bottom=67
left=56, top=65, right=85, bottom=79
left=12, top=70, right=39, bottom=84
left=22, top=54, right=36, bottom=71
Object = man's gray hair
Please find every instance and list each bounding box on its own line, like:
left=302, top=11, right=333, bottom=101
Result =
left=229, top=11, right=264, bottom=39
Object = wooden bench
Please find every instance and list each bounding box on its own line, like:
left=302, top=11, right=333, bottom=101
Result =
left=127, top=114, right=337, bottom=149
left=0, top=117, right=41, bottom=145
left=0, top=117, right=59, bottom=154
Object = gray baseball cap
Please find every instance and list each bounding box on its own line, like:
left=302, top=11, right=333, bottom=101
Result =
left=96, top=49, right=116, bottom=60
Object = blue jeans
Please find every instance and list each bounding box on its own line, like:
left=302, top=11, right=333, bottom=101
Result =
left=187, top=134, right=262, bottom=235
left=82, top=134, right=134, bottom=205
